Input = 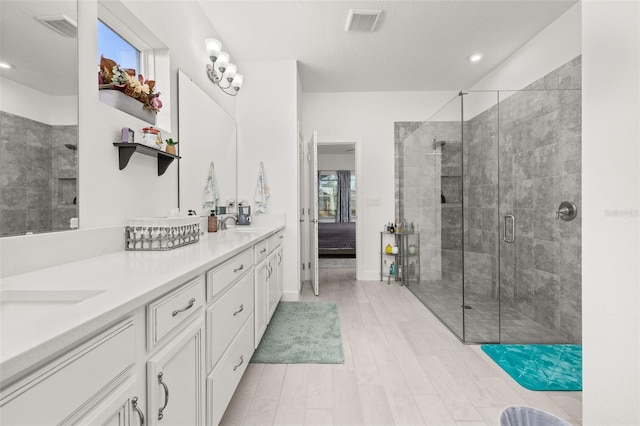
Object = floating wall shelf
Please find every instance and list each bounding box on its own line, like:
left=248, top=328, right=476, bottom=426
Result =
left=113, top=143, right=180, bottom=176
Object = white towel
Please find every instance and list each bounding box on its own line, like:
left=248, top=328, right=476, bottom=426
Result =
left=254, top=161, right=270, bottom=214
left=202, top=161, right=219, bottom=211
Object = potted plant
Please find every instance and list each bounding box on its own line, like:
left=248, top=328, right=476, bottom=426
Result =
left=165, top=138, right=178, bottom=155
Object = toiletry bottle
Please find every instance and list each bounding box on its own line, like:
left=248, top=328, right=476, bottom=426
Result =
left=208, top=210, right=218, bottom=232
left=441, top=191, right=446, bottom=204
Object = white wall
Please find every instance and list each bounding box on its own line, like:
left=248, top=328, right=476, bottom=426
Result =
left=317, top=153, right=355, bottom=171
left=78, top=0, right=236, bottom=229
left=237, top=60, right=300, bottom=300
left=582, top=1, right=640, bottom=424
left=0, top=77, right=77, bottom=125
left=303, top=91, right=456, bottom=279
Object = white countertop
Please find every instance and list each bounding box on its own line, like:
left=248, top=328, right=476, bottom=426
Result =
left=0, top=224, right=283, bottom=386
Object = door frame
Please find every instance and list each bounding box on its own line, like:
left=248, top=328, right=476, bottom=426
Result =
left=316, top=137, right=363, bottom=280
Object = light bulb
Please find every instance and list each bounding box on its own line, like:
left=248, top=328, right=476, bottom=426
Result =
left=205, top=38, right=222, bottom=60
left=224, top=63, right=237, bottom=81
left=216, top=52, right=229, bottom=73
left=232, top=73, right=243, bottom=90
left=468, top=53, right=483, bottom=63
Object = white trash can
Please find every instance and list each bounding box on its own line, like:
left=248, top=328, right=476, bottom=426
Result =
left=500, top=406, right=572, bottom=426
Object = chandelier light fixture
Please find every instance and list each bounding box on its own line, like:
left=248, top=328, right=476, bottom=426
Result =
left=205, top=38, right=243, bottom=96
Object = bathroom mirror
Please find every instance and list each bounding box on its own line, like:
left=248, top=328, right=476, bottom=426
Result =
left=0, top=0, right=79, bottom=237
left=178, top=70, right=237, bottom=215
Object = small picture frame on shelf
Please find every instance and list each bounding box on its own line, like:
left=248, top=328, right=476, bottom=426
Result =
left=121, top=127, right=135, bottom=143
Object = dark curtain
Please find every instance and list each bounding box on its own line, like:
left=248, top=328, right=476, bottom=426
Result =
left=336, top=170, right=351, bottom=223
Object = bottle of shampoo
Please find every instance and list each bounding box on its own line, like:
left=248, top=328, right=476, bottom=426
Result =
left=208, top=210, right=218, bottom=232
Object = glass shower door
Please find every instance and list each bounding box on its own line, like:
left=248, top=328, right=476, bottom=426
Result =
left=498, top=88, right=582, bottom=344
left=461, top=91, right=501, bottom=343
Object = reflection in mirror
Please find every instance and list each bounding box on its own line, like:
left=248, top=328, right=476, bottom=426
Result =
left=0, top=0, right=78, bottom=237
left=178, top=70, right=237, bottom=216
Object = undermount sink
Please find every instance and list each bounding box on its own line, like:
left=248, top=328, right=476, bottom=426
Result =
left=233, top=227, right=266, bottom=233
left=0, top=289, right=106, bottom=325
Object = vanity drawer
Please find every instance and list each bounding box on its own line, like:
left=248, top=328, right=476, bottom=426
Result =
left=206, top=272, right=254, bottom=371
left=255, top=239, right=269, bottom=264
left=0, top=321, right=135, bottom=426
left=147, top=276, right=205, bottom=349
left=207, top=248, right=254, bottom=302
left=267, top=231, right=284, bottom=253
left=206, top=314, right=254, bottom=426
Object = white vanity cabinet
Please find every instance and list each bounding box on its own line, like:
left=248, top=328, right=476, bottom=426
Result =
left=146, top=318, right=204, bottom=426
left=0, top=225, right=285, bottom=426
left=0, top=320, right=137, bottom=426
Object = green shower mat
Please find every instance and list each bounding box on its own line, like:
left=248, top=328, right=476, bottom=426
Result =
left=251, top=302, right=345, bottom=364
left=481, top=344, right=582, bottom=391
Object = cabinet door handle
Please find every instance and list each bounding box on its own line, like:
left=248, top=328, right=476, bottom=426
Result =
left=172, top=298, right=195, bottom=317
left=233, top=354, right=244, bottom=371
left=157, top=372, right=170, bottom=420
left=233, top=304, right=244, bottom=316
left=279, top=235, right=283, bottom=240
left=260, top=248, right=267, bottom=254
left=132, top=396, right=145, bottom=426
left=278, top=253, right=282, bottom=265
left=233, top=264, right=244, bottom=273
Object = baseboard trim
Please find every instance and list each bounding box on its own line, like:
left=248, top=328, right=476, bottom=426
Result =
left=281, top=291, right=299, bottom=302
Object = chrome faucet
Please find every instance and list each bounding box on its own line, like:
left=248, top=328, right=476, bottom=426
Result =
left=219, top=216, right=238, bottom=230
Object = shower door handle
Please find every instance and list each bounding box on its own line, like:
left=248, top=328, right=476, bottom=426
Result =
left=503, top=215, right=515, bottom=243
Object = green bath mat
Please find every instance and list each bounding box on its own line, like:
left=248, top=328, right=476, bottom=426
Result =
left=481, top=344, right=582, bottom=391
left=251, top=302, right=345, bottom=364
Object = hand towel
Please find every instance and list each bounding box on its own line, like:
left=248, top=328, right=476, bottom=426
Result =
left=202, top=161, right=219, bottom=211
left=254, top=161, right=270, bottom=214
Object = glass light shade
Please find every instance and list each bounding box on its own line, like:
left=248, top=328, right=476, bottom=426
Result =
left=232, top=73, right=243, bottom=89
left=224, top=63, right=237, bottom=81
left=205, top=38, right=222, bottom=59
left=216, top=52, right=230, bottom=71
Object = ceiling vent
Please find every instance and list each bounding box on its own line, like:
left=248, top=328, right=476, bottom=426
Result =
left=36, top=15, right=77, bottom=38
left=345, top=9, right=382, bottom=32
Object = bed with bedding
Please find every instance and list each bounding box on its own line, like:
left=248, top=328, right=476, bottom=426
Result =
left=318, top=222, right=356, bottom=256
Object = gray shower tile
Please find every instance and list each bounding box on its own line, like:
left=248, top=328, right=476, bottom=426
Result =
left=27, top=209, right=52, bottom=232
left=0, top=209, right=26, bottom=237
left=441, top=227, right=463, bottom=250
left=515, top=237, right=534, bottom=268
left=534, top=144, right=561, bottom=178
left=26, top=122, right=50, bottom=148
left=1, top=186, right=26, bottom=210
left=559, top=101, right=581, bottom=141
left=534, top=208, right=559, bottom=242
left=481, top=208, right=497, bottom=232
left=560, top=241, right=581, bottom=282
left=0, top=112, right=27, bottom=143
left=560, top=89, right=581, bottom=107
left=441, top=205, right=462, bottom=228
left=560, top=136, right=581, bottom=175
left=514, top=179, right=534, bottom=208
left=533, top=176, right=559, bottom=208
left=468, top=185, right=482, bottom=208
left=482, top=185, right=498, bottom=208
left=27, top=186, right=52, bottom=209
left=467, top=207, right=482, bottom=230
left=532, top=109, right=561, bottom=150
left=500, top=260, right=516, bottom=301
left=480, top=230, right=498, bottom=255
left=513, top=208, right=534, bottom=239
left=533, top=269, right=560, bottom=329
left=559, top=65, right=581, bottom=90
left=0, top=138, right=26, bottom=166
left=514, top=267, right=535, bottom=318
left=559, top=173, right=582, bottom=205
left=513, top=151, right=535, bottom=180
left=0, top=164, right=27, bottom=187
left=543, top=69, right=560, bottom=90
left=441, top=248, right=463, bottom=273
left=464, top=252, right=494, bottom=279
left=534, top=240, right=560, bottom=274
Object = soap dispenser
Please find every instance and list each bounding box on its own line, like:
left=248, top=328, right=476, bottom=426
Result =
left=208, top=210, right=218, bottom=232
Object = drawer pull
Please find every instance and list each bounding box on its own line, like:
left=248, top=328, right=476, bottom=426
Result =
left=172, top=298, right=196, bottom=317
left=132, top=396, right=145, bottom=425
left=260, top=248, right=267, bottom=254
left=233, top=264, right=244, bottom=273
left=157, top=372, right=170, bottom=420
left=233, top=304, right=244, bottom=316
left=233, top=354, right=244, bottom=371
left=279, top=235, right=284, bottom=239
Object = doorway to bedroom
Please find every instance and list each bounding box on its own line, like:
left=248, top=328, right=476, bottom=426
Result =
left=317, top=143, right=357, bottom=271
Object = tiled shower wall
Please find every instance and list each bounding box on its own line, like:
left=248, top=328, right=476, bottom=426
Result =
left=0, top=111, right=78, bottom=237
left=496, top=57, right=582, bottom=342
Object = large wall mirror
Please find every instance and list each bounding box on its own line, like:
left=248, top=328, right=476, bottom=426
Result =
left=178, top=70, right=237, bottom=215
left=0, top=0, right=79, bottom=237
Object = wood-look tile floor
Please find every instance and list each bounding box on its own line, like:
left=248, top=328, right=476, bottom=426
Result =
left=220, top=268, right=582, bottom=426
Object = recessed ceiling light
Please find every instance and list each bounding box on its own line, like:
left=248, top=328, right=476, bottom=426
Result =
left=468, top=53, right=483, bottom=63
left=0, top=61, right=14, bottom=69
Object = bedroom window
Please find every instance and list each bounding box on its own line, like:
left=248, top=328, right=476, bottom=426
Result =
left=319, top=171, right=356, bottom=222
